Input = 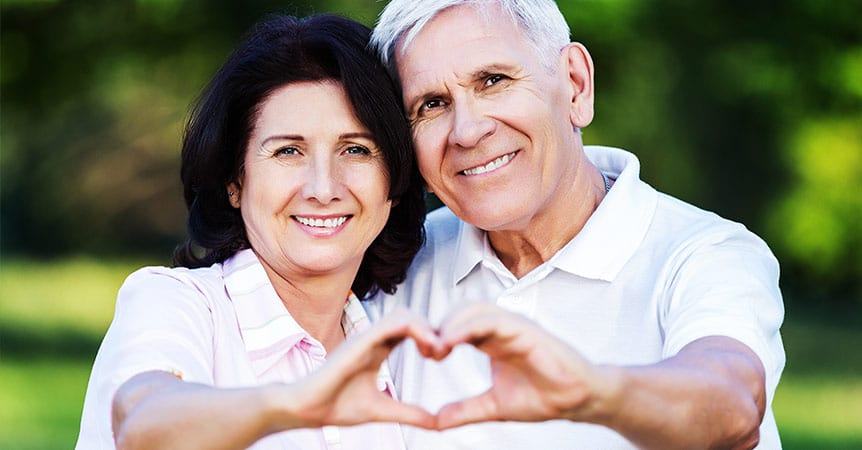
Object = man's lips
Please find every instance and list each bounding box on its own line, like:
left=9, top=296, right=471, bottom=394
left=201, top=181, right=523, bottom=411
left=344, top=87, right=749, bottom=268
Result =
left=460, top=151, right=518, bottom=176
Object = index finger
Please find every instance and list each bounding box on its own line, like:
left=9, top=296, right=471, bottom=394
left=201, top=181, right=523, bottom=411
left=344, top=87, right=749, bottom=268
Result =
left=437, top=303, right=526, bottom=350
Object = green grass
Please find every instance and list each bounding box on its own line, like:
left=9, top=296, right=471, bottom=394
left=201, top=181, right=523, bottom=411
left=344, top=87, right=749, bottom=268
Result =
left=775, top=375, right=862, bottom=449
left=1, top=257, right=860, bottom=449
left=773, top=302, right=862, bottom=449
left=0, top=256, right=150, bottom=448
left=0, top=358, right=95, bottom=450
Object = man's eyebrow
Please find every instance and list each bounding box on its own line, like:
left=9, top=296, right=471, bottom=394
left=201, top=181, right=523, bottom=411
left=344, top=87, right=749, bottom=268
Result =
left=471, top=63, right=518, bottom=80
left=403, top=63, right=520, bottom=113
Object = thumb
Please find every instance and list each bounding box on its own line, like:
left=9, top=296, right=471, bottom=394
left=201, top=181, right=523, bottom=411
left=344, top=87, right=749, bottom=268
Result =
left=435, top=389, right=500, bottom=430
left=373, top=396, right=438, bottom=430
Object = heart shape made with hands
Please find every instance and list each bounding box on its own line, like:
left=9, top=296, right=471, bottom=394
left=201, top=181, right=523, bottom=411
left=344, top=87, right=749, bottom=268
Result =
left=351, top=304, right=591, bottom=430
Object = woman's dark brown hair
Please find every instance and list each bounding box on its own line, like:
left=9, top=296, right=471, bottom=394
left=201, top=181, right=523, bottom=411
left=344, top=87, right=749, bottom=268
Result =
left=173, top=14, right=425, bottom=298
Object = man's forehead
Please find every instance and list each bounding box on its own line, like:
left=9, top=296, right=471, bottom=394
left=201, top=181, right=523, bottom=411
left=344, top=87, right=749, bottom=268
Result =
left=395, top=14, right=524, bottom=83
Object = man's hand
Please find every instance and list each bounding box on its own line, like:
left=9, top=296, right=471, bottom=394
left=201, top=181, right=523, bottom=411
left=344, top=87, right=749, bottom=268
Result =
left=432, top=303, right=610, bottom=428
left=430, top=303, right=766, bottom=450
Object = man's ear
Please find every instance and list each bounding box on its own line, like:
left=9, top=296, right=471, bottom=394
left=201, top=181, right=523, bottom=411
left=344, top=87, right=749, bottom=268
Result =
left=227, top=182, right=241, bottom=208
left=562, top=42, right=595, bottom=128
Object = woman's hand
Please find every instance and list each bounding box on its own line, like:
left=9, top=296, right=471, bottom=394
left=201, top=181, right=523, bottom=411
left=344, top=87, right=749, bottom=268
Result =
left=112, top=309, right=441, bottom=450
left=273, top=308, right=441, bottom=429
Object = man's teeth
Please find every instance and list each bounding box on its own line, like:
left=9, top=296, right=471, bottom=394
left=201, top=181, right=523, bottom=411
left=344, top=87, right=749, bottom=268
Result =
left=296, top=216, right=348, bottom=228
left=462, top=152, right=516, bottom=175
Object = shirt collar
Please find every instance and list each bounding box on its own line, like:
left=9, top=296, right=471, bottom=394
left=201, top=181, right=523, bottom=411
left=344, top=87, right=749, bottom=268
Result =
left=342, top=291, right=400, bottom=397
left=452, top=220, right=486, bottom=285
left=451, top=146, right=657, bottom=284
left=551, top=146, right=657, bottom=281
left=223, top=249, right=362, bottom=375
left=342, top=291, right=373, bottom=337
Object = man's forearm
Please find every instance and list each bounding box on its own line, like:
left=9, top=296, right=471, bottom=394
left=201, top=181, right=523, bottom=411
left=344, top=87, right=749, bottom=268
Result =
left=587, top=336, right=766, bottom=450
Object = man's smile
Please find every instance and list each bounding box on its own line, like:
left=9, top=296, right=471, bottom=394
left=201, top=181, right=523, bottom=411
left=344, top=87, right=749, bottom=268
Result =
left=460, top=151, right=518, bottom=176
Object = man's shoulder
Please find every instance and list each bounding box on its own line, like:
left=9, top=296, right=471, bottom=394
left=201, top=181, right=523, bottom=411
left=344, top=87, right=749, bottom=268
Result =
left=364, top=207, right=465, bottom=314
left=649, top=191, right=772, bottom=260
left=654, top=192, right=741, bottom=234
left=425, top=206, right=464, bottom=246
left=425, top=206, right=462, bottom=237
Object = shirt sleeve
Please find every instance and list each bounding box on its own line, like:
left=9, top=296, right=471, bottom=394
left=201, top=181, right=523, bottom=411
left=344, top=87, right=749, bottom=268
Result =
left=77, top=266, right=216, bottom=447
left=661, top=228, right=786, bottom=403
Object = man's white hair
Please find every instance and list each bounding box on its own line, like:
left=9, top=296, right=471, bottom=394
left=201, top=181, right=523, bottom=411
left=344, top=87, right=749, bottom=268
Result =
left=371, top=0, right=571, bottom=76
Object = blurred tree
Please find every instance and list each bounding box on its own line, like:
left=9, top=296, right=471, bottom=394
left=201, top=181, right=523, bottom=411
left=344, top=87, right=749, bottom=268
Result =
left=1, top=0, right=859, bottom=300
left=0, top=0, right=384, bottom=257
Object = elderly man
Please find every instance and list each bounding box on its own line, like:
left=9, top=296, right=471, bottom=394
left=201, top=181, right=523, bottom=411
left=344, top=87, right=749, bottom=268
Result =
left=364, top=0, right=785, bottom=449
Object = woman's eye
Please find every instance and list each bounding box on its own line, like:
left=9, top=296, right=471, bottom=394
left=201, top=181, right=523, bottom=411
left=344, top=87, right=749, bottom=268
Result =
left=345, top=145, right=371, bottom=155
left=275, top=146, right=299, bottom=156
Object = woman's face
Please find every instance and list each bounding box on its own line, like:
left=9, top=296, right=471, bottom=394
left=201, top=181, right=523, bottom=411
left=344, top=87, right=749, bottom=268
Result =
left=231, top=80, right=392, bottom=284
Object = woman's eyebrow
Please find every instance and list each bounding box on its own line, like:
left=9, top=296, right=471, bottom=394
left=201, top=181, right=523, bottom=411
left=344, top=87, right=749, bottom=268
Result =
left=339, top=132, right=374, bottom=140
left=261, top=134, right=304, bottom=147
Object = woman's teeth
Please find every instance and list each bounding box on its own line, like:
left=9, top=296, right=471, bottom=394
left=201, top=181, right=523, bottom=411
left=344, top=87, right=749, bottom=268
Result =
left=295, top=216, right=348, bottom=228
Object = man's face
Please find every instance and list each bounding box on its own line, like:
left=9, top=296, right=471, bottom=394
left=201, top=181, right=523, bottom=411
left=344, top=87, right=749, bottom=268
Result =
left=397, top=4, right=592, bottom=233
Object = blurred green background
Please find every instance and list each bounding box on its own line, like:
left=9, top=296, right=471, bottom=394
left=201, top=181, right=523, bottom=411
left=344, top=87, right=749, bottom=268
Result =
left=1, top=0, right=860, bottom=448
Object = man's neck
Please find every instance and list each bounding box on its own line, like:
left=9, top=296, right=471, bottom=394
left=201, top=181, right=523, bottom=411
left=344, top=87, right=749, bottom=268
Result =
left=488, top=159, right=607, bottom=279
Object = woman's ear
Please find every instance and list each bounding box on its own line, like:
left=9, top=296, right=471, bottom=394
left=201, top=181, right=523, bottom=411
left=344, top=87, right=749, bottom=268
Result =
left=562, top=42, right=595, bottom=128
left=227, top=182, right=241, bottom=208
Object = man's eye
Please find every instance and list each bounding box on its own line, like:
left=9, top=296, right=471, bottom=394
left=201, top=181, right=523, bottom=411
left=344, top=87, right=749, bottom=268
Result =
left=484, top=74, right=506, bottom=87
left=345, top=145, right=371, bottom=155
left=420, top=98, right=445, bottom=112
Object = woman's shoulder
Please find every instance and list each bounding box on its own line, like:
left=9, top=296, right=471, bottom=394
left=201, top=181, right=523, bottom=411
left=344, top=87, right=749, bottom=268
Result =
left=118, top=262, right=229, bottom=307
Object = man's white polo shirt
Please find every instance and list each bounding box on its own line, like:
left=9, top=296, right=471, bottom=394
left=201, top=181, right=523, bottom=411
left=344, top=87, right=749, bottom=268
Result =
left=365, top=146, right=785, bottom=449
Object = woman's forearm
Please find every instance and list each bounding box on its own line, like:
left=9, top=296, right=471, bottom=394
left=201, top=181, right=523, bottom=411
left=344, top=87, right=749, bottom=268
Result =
left=112, top=371, right=297, bottom=450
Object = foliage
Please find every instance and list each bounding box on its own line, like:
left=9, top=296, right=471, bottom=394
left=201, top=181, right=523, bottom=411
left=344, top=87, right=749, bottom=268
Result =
left=0, top=0, right=385, bottom=257
left=1, top=1, right=859, bottom=302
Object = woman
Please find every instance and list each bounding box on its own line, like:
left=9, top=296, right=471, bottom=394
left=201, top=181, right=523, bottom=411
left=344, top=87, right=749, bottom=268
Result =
left=77, top=14, right=438, bottom=449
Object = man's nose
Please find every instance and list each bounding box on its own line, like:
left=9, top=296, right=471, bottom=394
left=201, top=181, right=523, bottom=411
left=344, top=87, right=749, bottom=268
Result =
left=447, top=97, right=495, bottom=148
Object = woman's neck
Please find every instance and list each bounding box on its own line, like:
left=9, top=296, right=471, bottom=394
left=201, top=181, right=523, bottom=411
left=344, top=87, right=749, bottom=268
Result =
left=263, top=266, right=357, bottom=353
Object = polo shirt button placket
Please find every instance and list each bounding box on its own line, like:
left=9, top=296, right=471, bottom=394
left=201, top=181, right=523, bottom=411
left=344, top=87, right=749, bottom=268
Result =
left=498, top=294, right=535, bottom=318
left=322, top=425, right=342, bottom=449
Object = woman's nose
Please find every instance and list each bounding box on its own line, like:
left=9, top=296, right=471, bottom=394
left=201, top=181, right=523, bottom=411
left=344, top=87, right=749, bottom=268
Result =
left=302, top=157, right=341, bottom=204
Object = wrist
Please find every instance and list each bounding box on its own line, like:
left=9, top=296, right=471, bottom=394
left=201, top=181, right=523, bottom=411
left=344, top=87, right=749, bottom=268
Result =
left=567, top=364, right=626, bottom=428
left=259, top=383, right=309, bottom=432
